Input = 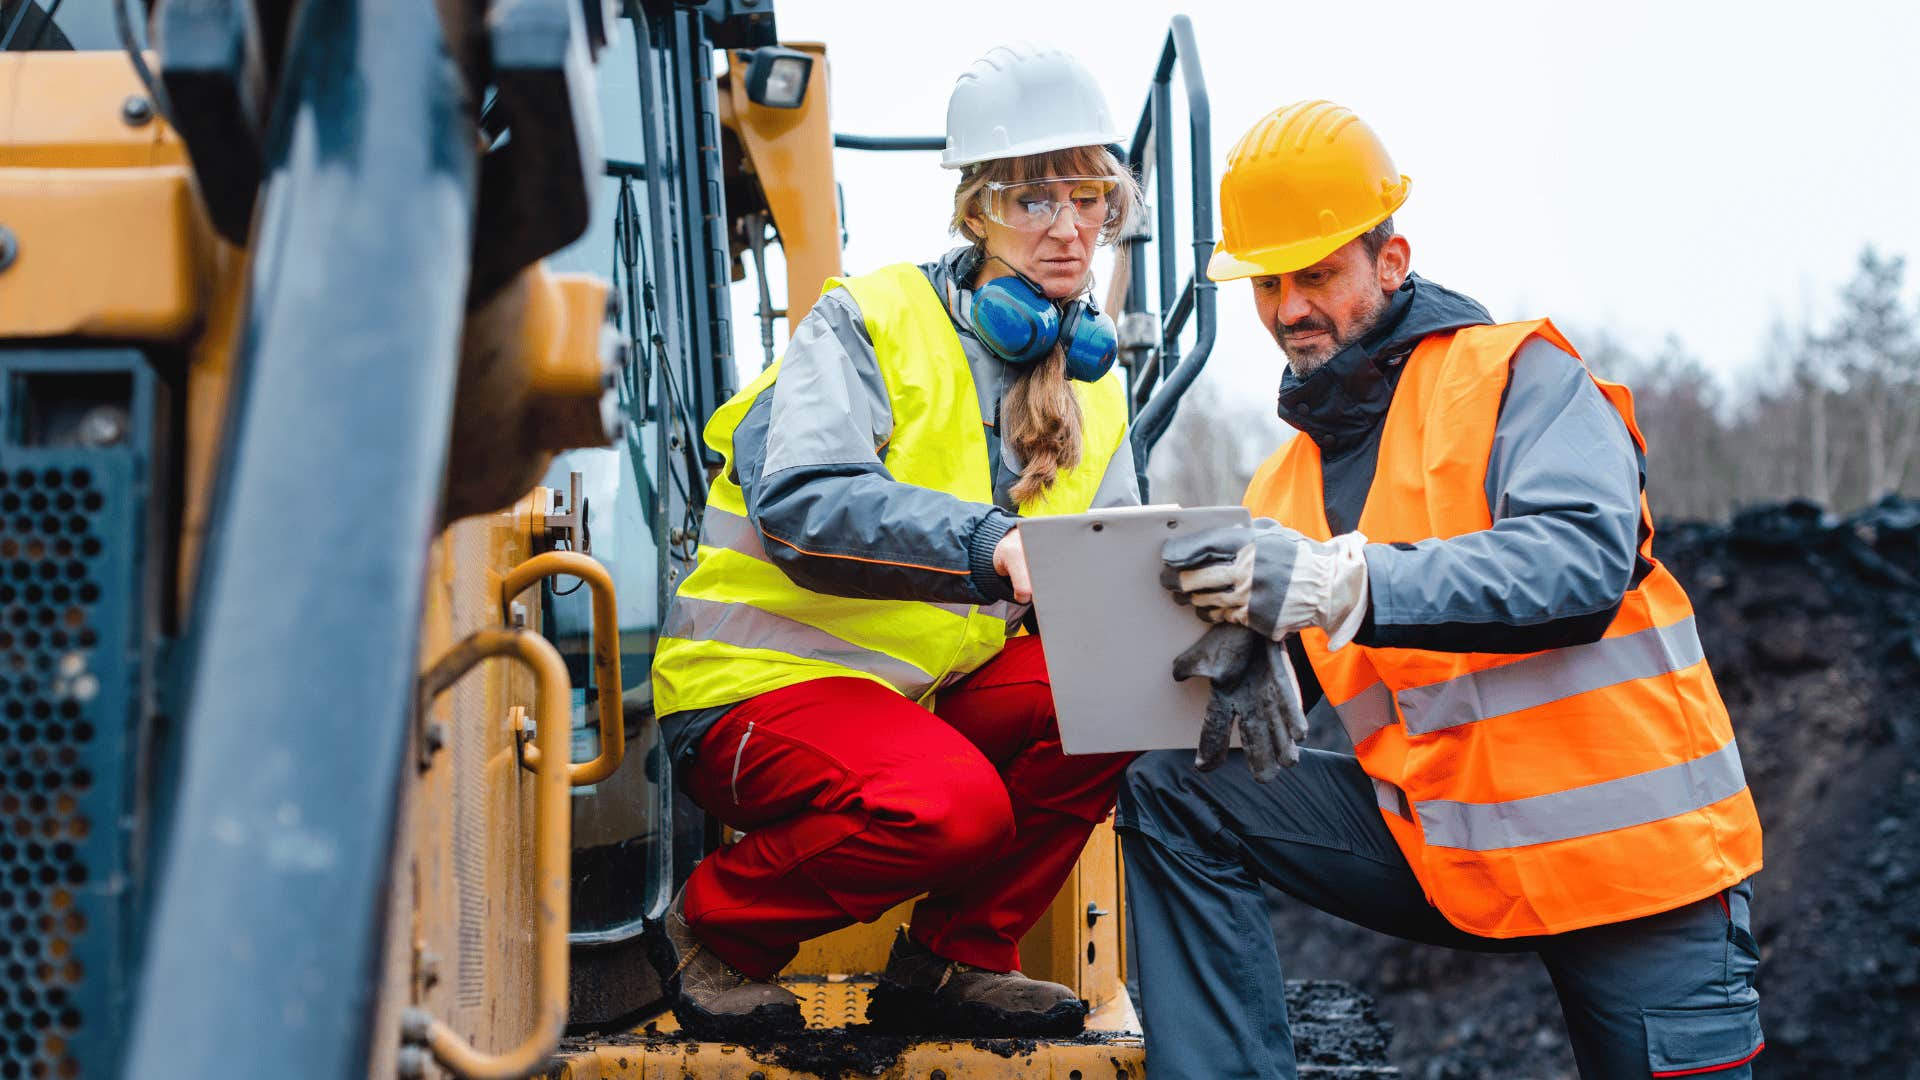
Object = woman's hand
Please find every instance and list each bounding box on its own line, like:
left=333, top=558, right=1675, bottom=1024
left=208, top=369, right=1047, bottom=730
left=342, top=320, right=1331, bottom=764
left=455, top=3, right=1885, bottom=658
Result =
left=993, top=527, right=1033, bottom=603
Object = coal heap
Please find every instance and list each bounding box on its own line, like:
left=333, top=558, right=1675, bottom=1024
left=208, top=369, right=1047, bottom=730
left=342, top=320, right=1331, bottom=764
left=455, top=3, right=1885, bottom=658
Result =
left=1269, top=496, right=1920, bottom=1079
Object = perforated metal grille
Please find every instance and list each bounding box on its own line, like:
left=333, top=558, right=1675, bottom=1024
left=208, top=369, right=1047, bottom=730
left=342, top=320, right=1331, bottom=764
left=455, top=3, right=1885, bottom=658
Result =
left=447, top=522, right=495, bottom=1013
left=0, top=463, right=124, bottom=1080
left=452, top=682, right=488, bottom=1010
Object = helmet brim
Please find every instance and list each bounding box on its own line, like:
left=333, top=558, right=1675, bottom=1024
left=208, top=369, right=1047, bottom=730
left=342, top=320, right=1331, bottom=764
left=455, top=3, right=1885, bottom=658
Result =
left=941, top=129, right=1128, bottom=169
left=1207, top=184, right=1409, bottom=281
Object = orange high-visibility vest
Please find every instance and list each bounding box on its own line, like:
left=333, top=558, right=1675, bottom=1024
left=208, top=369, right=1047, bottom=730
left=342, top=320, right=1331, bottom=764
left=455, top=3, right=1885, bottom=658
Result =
left=1247, top=320, right=1763, bottom=938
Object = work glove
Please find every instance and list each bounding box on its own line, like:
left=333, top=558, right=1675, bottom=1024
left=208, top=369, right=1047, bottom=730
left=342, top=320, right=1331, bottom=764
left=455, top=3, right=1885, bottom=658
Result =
left=1161, top=521, right=1371, bottom=648
left=1171, top=623, right=1310, bottom=782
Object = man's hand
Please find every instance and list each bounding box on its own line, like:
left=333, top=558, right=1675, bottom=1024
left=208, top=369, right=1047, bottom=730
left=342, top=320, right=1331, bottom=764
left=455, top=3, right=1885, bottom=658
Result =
left=1161, top=524, right=1258, bottom=624
left=1162, top=521, right=1371, bottom=648
left=1171, top=624, right=1310, bottom=782
left=993, top=527, right=1032, bottom=603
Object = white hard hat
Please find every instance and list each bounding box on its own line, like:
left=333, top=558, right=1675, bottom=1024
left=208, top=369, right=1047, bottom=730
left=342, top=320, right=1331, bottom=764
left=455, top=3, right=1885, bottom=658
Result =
left=942, top=44, right=1125, bottom=170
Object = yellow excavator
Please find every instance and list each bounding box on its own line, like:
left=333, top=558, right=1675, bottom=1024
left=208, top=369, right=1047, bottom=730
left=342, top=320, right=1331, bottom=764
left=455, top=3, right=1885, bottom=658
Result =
left=0, top=2, right=1393, bottom=1077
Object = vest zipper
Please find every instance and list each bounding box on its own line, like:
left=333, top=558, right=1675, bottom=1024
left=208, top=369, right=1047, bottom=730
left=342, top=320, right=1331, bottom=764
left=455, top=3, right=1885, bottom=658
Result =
left=730, top=721, right=755, bottom=805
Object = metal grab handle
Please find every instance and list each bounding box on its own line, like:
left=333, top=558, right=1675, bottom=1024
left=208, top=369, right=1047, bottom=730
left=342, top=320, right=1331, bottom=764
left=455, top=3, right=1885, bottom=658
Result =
left=500, top=550, right=626, bottom=786
left=405, top=629, right=572, bottom=1080
left=1122, top=14, right=1218, bottom=486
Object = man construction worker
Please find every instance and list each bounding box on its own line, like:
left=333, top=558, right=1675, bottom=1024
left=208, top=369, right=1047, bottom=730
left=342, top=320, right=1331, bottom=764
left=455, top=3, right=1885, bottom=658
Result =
left=1114, top=101, right=1766, bottom=1079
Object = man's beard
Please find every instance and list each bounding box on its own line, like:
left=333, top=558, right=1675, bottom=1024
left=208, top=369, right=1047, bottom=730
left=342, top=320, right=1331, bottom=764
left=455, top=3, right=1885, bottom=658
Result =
left=1277, top=287, right=1394, bottom=377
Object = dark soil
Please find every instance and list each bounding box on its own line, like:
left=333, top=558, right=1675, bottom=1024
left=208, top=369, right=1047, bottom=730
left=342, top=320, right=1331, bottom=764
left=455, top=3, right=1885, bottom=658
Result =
left=574, top=1021, right=1135, bottom=1079
left=571, top=979, right=1396, bottom=1078
left=1270, top=497, right=1920, bottom=1078
left=1286, top=980, right=1398, bottom=1076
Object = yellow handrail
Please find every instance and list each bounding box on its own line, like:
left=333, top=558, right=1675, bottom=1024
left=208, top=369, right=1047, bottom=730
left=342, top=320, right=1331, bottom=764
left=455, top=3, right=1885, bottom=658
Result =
left=500, top=550, right=626, bottom=786
left=410, top=629, right=571, bottom=1080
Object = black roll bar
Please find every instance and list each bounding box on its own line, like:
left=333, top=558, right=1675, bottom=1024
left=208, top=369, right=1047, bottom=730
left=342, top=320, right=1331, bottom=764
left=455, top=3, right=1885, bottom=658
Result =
left=1122, top=15, right=1216, bottom=492
left=833, top=132, right=946, bottom=151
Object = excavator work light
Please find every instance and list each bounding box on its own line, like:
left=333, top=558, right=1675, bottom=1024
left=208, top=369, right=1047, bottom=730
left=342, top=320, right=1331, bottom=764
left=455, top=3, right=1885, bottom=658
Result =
left=744, top=46, right=812, bottom=109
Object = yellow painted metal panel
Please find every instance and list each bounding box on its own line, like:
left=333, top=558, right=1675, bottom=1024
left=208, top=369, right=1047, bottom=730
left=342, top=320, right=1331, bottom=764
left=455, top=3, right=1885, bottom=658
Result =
left=1076, top=821, right=1125, bottom=1008
left=0, top=165, right=214, bottom=340
left=375, top=498, right=554, bottom=1074
left=782, top=901, right=912, bottom=976
left=0, top=53, right=186, bottom=168
left=719, top=43, right=842, bottom=327
left=1015, top=819, right=1124, bottom=1000
left=175, top=243, right=249, bottom=611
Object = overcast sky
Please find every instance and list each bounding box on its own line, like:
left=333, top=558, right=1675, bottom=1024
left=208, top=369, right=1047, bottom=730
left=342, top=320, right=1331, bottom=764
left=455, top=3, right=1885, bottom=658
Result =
left=730, top=0, right=1919, bottom=409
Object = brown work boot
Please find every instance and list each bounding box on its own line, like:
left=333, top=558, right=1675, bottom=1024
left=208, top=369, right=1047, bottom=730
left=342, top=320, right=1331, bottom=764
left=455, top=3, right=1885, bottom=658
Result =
left=865, top=928, right=1088, bottom=1037
left=658, top=888, right=804, bottom=1041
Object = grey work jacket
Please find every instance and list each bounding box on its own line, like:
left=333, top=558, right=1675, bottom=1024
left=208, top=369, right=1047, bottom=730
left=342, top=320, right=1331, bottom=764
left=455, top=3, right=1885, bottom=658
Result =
left=660, top=247, right=1140, bottom=771
left=1274, top=274, right=1645, bottom=659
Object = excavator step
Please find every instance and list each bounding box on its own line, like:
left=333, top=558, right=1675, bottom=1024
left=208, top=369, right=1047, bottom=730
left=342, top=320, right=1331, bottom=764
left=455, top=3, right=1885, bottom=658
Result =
left=550, top=977, right=1398, bottom=1078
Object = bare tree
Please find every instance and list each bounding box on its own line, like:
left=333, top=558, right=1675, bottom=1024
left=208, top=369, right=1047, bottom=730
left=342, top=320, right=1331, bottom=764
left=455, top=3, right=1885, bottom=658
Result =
left=1820, top=249, right=1920, bottom=500
left=1790, top=336, right=1846, bottom=509
left=1580, top=247, right=1920, bottom=520
left=1583, top=330, right=1736, bottom=521
left=1637, top=337, right=1729, bottom=519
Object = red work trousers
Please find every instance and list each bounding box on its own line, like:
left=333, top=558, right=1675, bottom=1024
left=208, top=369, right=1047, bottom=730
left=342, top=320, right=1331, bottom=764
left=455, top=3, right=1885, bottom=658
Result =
left=682, top=636, right=1135, bottom=979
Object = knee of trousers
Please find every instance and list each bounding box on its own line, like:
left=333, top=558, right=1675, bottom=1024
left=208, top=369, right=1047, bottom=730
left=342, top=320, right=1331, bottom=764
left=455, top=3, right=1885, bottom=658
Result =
left=1116, top=750, right=1221, bottom=847
left=864, top=756, right=1016, bottom=869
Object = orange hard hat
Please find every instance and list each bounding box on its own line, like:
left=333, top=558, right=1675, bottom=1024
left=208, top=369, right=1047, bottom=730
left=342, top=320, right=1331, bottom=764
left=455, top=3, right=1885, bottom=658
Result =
left=1208, top=101, right=1412, bottom=281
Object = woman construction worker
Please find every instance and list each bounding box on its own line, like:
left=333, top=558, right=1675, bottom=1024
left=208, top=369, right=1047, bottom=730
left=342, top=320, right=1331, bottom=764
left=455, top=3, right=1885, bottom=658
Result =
left=647, top=44, right=1144, bottom=1041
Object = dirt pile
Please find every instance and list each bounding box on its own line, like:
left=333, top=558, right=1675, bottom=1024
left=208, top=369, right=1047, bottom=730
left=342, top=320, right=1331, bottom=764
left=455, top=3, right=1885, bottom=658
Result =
left=1270, top=496, right=1920, bottom=1078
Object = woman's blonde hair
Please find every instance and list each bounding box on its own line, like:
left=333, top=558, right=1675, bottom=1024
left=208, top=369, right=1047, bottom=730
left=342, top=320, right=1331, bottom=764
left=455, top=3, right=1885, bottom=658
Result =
left=951, top=145, right=1142, bottom=505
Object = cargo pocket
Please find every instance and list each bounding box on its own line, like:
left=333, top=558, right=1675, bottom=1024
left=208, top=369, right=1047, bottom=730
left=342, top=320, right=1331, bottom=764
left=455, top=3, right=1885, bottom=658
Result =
left=1644, top=1001, right=1764, bottom=1076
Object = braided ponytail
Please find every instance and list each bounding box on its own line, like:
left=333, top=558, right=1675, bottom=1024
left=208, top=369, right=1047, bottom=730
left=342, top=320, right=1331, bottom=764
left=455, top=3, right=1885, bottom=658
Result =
left=951, top=144, right=1140, bottom=504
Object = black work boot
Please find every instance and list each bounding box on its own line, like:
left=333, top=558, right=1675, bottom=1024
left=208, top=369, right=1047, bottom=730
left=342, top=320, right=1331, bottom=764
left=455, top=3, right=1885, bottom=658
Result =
left=659, top=888, right=804, bottom=1041
left=865, top=928, right=1088, bottom=1036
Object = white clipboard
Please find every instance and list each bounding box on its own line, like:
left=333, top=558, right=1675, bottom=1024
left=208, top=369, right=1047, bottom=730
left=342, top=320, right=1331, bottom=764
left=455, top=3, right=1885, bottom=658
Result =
left=1020, top=504, right=1252, bottom=755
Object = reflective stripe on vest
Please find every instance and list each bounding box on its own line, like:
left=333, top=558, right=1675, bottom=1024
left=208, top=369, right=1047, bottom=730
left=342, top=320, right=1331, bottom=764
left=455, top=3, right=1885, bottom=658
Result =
left=1415, top=738, right=1747, bottom=852
left=700, top=506, right=769, bottom=561
left=1373, top=777, right=1412, bottom=819
left=650, top=262, right=1129, bottom=715
left=1396, top=616, right=1708, bottom=736
left=1332, top=681, right=1395, bottom=747
left=701, top=507, right=981, bottom=620
left=1245, top=318, right=1763, bottom=938
left=662, top=595, right=940, bottom=701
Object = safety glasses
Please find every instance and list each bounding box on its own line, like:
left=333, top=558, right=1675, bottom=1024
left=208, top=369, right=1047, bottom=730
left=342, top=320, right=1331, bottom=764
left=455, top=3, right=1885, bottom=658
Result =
left=981, top=176, right=1120, bottom=233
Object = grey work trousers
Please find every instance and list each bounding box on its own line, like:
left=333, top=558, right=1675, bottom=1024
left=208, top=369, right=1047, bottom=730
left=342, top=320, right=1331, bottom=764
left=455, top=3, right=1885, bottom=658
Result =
left=1114, top=749, right=1763, bottom=1080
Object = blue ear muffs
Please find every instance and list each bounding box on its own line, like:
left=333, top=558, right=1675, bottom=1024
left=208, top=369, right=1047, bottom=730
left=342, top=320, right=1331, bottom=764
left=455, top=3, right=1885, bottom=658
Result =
left=972, top=273, right=1059, bottom=364
left=971, top=272, right=1118, bottom=382
left=1056, top=300, right=1119, bottom=383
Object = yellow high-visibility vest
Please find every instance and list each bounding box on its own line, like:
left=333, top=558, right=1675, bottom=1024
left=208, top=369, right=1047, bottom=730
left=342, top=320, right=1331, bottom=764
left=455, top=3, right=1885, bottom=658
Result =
left=1250, top=319, right=1763, bottom=938
left=652, top=262, right=1129, bottom=715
